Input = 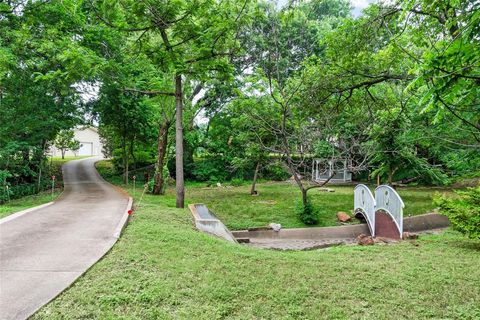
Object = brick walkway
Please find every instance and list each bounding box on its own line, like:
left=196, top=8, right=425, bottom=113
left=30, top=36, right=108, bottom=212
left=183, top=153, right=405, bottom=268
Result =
left=245, top=238, right=357, bottom=250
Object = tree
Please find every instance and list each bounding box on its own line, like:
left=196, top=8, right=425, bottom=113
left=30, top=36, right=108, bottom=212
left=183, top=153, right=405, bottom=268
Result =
left=232, top=2, right=367, bottom=214
left=54, top=130, right=81, bottom=159
left=0, top=0, right=97, bottom=192
left=90, top=0, right=253, bottom=207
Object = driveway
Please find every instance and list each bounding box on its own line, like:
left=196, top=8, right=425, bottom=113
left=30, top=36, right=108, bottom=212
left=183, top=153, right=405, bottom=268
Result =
left=0, top=157, right=130, bottom=320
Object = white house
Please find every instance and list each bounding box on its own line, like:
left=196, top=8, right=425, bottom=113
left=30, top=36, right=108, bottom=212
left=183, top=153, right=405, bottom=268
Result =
left=51, top=126, right=103, bottom=157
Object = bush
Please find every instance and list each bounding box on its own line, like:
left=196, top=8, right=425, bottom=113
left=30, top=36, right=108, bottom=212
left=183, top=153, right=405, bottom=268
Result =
left=147, top=179, right=155, bottom=194
left=435, top=186, right=480, bottom=239
left=263, top=161, right=290, bottom=181
left=296, top=197, right=319, bottom=225
left=190, top=158, right=229, bottom=182
left=230, top=178, right=244, bottom=187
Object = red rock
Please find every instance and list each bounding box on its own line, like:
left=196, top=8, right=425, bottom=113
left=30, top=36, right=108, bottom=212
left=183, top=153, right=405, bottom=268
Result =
left=357, top=233, right=374, bottom=245
left=337, top=211, right=351, bottom=222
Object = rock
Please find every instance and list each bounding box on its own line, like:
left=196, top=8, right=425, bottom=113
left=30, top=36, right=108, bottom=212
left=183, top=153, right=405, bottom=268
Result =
left=357, top=233, right=374, bottom=246
left=268, top=223, right=282, bottom=232
left=374, top=237, right=398, bottom=244
left=402, top=232, right=419, bottom=240
left=216, top=182, right=222, bottom=187
left=336, top=211, right=351, bottom=222
left=318, top=188, right=335, bottom=192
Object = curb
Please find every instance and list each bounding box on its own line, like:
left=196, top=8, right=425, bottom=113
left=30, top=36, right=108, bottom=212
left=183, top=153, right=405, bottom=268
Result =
left=0, top=202, right=55, bottom=225
left=113, top=197, right=133, bottom=239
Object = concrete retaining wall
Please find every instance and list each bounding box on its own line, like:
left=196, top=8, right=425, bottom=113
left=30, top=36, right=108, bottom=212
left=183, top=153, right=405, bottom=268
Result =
left=232, top=213, right=450, bottom=240
left=189, top=204, right=237, bottom=243
left=403, top=213, right=450, bottom=232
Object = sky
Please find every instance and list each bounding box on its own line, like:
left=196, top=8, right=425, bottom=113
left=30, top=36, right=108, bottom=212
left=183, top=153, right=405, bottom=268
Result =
left=277, top=0, right=376, bottom=17
left=350, top=0, right=376, bottom=17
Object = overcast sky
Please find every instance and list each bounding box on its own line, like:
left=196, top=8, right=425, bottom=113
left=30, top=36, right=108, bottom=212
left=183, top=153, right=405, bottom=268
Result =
left=277, top=0, right=376, bottom=17
left=350, top=0, right=376, bottom=17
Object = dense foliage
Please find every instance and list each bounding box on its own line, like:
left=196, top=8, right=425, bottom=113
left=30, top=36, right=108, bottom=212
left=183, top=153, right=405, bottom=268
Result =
left=1, top=0, right=479, bottom=216
left=436, top=187, right=480, bottom=240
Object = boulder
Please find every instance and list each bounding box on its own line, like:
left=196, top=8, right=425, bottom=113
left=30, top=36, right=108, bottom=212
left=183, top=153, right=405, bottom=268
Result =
left=336, top=211, right=351, bottom=222
left=357, top=233, right=374, bottom=246
left=402, top=232, right=419, bottom=240
left=268, top=223, right=282, bottom=232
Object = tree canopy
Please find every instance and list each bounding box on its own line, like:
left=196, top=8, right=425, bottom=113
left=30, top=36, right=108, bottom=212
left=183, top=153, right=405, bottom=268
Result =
left=1, top=0, right=479, bottom=210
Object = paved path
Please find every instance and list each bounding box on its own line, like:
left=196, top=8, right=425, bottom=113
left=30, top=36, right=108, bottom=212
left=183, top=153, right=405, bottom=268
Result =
left=0, top=157, right=129, bottom=320
left=245, top=238, right=357, bottom=250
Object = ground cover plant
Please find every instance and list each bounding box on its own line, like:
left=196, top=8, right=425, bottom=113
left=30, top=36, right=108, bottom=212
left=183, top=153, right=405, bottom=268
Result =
left=33, top=178, right=480, bottom=319
left=97, top=160, right=451, bottom=230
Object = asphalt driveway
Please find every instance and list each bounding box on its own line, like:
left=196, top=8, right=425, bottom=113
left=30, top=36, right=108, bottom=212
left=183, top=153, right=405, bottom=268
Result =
left=0, top=157, right=129, bottom=320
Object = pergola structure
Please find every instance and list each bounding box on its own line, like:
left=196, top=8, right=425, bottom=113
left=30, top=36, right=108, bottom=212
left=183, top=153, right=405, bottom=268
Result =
left=311, top=158, right=352, bottom=183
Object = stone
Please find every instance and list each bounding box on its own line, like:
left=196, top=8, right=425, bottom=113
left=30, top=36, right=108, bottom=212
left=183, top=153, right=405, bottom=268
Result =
left=318, top=188, right=335, bottom=192
left=268, top=223, right=282, bottom=232
left=402, top=232, right=419, bottom=240
left=357, top=233, right=374, bottom=246
left=336, top=211, right=351, bottom=222
left=374, top=237, right=398, bottom=244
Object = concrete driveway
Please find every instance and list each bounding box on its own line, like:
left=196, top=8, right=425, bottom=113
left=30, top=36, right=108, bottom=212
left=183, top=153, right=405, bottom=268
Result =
left=0, top=157, right=130, bottom=320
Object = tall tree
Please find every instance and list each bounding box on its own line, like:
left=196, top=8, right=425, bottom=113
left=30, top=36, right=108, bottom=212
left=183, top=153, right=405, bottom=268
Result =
left=91, top=0, right=253, bottom=207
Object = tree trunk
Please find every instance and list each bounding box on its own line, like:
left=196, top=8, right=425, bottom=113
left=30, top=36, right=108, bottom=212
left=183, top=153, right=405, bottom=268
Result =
left=61, top=149, right=65, bottom=159
left=250, top=162, right=260, bottom=195
left=301, top=187, right=308, bottom=207
left=285, top=156, right=308, bottom=207
left=123, top=135, right=128, bottom=185
left=175, top=74, right=185, bottom=208
left=124, top=154, right=129, bottom=185
left=153, top=121, right=169, bottom=195
left=387, top=167, right=398, bottom=186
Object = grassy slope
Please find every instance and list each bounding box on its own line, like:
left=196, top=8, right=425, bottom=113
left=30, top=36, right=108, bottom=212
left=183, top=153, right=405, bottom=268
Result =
left=96, top=161, right=452, bottom=230
left=0, top=190, right=62, bottom=218
left=0, top=157, right=87, bottom=218
left=34, top=186, right=480, bottom=319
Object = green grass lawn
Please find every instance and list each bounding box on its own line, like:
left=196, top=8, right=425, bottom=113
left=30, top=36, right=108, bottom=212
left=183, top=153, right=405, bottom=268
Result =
left=48, top=155, right=92, bottom=162
left=96, top=160, right=452, bottom=230
left=0, top=190, right=62, bottom=219
left=33, top=179, right=480, bottom=319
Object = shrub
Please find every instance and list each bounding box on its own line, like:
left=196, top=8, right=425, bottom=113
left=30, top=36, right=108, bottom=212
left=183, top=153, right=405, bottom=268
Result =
left=263, top=161, right=290, bottom=181
left=296, top=197, right=319, bottom=225
left=147, top=179, right=155, bottom=194
left=435, top=186, right=480, bottom=239
left=230, top=178, right=244, bottom=187
left=191, top=158, right=228, bottom=182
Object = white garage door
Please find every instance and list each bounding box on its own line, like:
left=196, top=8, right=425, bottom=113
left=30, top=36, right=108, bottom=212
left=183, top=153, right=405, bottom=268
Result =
left=78, top=142, right=93, bottom=156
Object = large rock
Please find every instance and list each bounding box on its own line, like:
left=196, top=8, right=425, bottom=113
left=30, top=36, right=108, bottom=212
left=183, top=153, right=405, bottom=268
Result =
left=357, top=233, right=374, bottom=246
left=402, top=232, right=419, bottom=240
left=268, top=223, right=282, bottom=232
left=337, top=211, right=351, bottom=222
